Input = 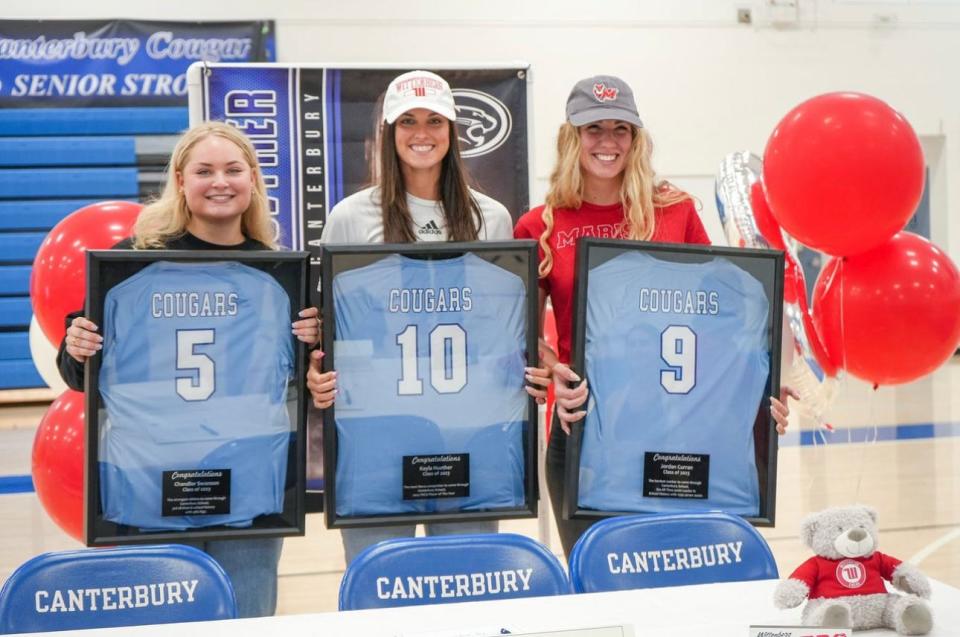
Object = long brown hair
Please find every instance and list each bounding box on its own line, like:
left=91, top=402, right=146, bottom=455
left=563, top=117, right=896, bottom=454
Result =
left=378, top=119, right=484, bottom=243
left=538, top=122, right=690, bottom=278
left=133, top=121, right=276, bottom=249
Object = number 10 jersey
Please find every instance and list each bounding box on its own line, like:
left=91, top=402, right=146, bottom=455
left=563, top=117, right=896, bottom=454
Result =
left=331, top=253, right=529, bottom=517
left=98, top=261, right=294, bottom=530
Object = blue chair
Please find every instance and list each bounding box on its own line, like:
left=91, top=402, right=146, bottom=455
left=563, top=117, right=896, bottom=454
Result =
left=339, top=533, right=570, bottom=610
left=569, top=512, right=779, bottom=593
left=0, top=544, right=237, bottom=633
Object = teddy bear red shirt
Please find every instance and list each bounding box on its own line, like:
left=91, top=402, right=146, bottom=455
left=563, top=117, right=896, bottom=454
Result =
left=789, top=552, right=902, bottom=598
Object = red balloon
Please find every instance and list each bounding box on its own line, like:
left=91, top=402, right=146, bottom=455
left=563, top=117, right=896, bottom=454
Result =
left=31, top=390, right=86, bottom=542
left=763, top=92, right=924, bottom=257
left=749, top=181, right=786, bottom=251
left=783, top=251, right=804, bottom=305
left=783, top=252, right=840, bottom=378
left=30, top=200, right=141, bottom=346
left=812, top=232, right=960, bottom=385
left=801, top=307, right=840, bottom=380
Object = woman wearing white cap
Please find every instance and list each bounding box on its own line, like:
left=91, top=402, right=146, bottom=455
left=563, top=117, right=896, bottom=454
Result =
left=307, top=70, right=519, bottom=563
left=515, top=75, right=796, bottom=556
left=315, top=70, right=513, bottom=244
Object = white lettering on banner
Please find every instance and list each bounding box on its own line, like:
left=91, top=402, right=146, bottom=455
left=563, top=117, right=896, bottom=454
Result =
left=224, top=90, right=281, bottom=242
left=0, top=33, right=140, bottom=65
left=606, top=541, right=744, bottom=574
left=375, top=568, right=534, bottom=600
left=12, top=74, right=117, bottom=98
left=145, top=32, right=251, bottom=61
left=9, top=73, right=189, bottom=98
left=119, top=74, right=188, bottom=97
left=34, top=580, right=199, bottom=613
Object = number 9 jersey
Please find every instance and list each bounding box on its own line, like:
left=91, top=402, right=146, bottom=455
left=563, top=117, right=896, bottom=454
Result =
left=578, top=251, right=770, bottom=516
left=98, top=261, right=294, bottom=530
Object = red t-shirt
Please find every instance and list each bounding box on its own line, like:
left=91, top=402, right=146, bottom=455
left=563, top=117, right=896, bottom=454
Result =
left=789, top=553, right=902, bottom=599
left=513, top=199, right=710, bottom=364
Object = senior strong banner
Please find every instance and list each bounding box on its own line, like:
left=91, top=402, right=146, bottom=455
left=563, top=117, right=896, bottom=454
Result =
left=0, top=19, right=274, bottom=107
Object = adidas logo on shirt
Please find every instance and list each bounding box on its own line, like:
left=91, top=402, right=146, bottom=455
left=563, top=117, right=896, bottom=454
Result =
left=418, top=220, right=443, bottom=236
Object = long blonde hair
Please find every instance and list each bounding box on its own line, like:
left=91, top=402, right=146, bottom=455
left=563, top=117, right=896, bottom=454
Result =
left=133, top=121, right=277, bottom=249
left=537, top=122, right=690, bottom=278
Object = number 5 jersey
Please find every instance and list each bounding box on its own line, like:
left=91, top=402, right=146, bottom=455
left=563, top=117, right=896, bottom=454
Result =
left=98, top=261, right=294, bottom=530
left=578, top=251, right=770, bottom=516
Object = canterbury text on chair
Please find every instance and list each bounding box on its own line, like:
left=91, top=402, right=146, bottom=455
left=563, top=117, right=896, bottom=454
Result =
left=568, top=512, right=779, bottom=593
left=339, top=533, right=571, bottom=610
left=0, top=544, right=237, bottom=633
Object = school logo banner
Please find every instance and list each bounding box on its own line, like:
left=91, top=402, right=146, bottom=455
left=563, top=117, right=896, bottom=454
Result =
left=189, top=63, right=531, bottom=287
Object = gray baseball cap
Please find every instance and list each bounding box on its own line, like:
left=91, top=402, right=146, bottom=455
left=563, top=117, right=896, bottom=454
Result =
left=565, top=75, right=643, bottom=128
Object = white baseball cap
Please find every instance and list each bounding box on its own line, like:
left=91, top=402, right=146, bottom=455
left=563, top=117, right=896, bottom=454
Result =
left=383, top=70, right=457, bottom=124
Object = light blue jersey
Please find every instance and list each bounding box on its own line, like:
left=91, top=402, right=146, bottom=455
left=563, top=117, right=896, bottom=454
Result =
left=579, top=251, right=769, bottom=516
left=332, top=253, right=528, bottom=517
left=98, top=261, right=294, bottom=530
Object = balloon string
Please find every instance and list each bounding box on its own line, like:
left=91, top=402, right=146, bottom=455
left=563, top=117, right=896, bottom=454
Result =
left=854, top=375, right=879, bottom=506
left=838, top=257, right=847, bottom=375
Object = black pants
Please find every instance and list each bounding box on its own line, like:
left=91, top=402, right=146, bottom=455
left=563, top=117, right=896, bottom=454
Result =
left=545, top=416, right=599, bottom=558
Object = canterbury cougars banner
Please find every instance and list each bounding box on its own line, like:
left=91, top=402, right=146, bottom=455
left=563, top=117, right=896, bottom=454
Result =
left=0, top=20, right=274, bottom=107
left=188, top=63, right=530, bottom=277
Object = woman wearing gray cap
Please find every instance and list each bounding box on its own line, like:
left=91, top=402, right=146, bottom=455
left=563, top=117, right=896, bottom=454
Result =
left=515, top=75, right=794, bottom=556
left=306, top=70, right=515, bottom=563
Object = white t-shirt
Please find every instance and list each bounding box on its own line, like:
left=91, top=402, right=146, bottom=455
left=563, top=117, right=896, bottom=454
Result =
left=320, top=186, right=513, bottom=244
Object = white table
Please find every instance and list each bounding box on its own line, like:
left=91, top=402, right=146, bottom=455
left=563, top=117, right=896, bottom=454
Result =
left=22, top=578, right=960, bottom=636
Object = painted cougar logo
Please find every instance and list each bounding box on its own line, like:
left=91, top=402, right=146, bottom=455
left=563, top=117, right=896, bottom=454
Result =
left=452, top=89, right=512, bottom=158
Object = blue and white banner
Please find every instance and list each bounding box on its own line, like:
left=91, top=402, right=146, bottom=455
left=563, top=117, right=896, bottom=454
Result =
left=0, top=19, right=274, bottom=107
left=194, top=65, right=301, bottom=255
left=190, top=63, right=530, bottom=276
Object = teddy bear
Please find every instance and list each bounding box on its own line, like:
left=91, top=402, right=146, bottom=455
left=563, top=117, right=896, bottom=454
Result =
left=773, top=505, right=933, bottom=635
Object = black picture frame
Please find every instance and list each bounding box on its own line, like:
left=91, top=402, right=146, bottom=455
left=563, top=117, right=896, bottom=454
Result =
left=320, top=241, right=539, bottom=529
left=563, top=239, right=784, bottom=526
left=83, top=250, right=309, bottom=546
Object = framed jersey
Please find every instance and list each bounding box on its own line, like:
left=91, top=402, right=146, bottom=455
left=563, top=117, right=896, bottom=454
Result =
left=321, top=241, right=539, bottom=528
left=83, top=250, right=309, bottom=546
left=563, top=239, right=784, bottom=526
